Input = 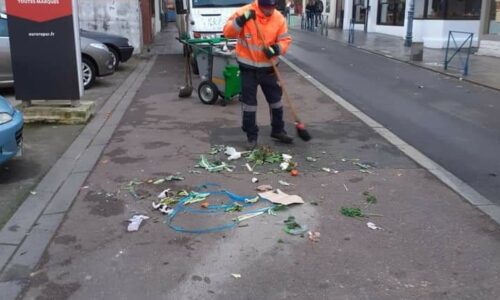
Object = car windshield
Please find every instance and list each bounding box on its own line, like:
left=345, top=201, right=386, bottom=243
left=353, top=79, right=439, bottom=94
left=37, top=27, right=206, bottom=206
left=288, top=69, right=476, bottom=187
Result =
left=192, top=0, right=252, bottom=8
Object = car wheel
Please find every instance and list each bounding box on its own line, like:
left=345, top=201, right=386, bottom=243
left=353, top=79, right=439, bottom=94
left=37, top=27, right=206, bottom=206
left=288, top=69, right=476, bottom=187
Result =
left=109, top=47, right=120, bottom=70
left=82, top=57, right=96, bottom=89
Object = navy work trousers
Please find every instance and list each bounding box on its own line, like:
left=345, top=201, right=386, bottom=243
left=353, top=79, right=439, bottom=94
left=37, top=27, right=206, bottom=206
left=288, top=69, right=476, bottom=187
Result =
left=240, top=67, right=285, bottom=142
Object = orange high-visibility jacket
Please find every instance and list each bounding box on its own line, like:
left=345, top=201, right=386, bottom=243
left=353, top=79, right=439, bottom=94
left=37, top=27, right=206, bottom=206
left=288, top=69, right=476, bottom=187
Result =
left=223, top=1, right=292, bottom=68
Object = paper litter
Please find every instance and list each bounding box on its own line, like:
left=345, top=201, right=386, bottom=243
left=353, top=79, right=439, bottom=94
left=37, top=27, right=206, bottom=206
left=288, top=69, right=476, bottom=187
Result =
left=127, top=215, right=150, bottom=232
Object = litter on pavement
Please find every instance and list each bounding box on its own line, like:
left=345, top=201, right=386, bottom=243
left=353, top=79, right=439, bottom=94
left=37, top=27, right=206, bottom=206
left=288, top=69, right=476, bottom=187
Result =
left=283, top=216, right=308, bottom=235
left=340, top=207, right=364, bottom=218
left=198, top=155, right=234, bottom=172
left=127, top=215, right=150, bottom=232
left=166, top=185, right=277, bottom=234
left=231, top=273, right=242, bottom=279
left=224, top=146, right=244, bottom=160
left=367, top=222, right=382, bottom=230
left=278, top=180, right=291, bottom=186
left=256, top=185, right=273, bottom=192
left=258, top=189, right=304, bottom=206
left=308, top=231, right=321, bottom=242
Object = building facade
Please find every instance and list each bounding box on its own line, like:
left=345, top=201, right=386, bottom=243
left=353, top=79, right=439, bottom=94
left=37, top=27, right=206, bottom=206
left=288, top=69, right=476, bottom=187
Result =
left=339, top=0, right=482, bottom=48
left=78, top=0, right=164, bottom=54
left=478, top=0, right=500, bottom=56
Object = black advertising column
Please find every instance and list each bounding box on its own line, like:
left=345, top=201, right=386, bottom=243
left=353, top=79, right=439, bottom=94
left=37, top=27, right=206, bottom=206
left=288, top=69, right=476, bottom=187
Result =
left=5, top=0, right=82, bottom=100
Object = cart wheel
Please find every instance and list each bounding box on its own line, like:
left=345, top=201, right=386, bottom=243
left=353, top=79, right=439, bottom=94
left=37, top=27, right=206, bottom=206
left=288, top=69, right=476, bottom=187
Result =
left=198, top=80, right=219, bottom=105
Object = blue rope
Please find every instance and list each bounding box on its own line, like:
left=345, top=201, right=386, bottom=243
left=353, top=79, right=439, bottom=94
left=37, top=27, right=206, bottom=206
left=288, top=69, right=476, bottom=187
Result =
left=166, top=186, right=275, bottom=234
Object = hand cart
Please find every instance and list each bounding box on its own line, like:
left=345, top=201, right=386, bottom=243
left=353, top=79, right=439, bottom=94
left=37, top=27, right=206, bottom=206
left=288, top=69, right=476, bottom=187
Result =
left=178, top=37, right=241, bottom=105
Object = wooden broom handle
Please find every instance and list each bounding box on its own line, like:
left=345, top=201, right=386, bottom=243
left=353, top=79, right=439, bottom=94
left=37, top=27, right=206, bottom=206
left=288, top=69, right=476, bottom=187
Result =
left=253, top=19, right=301, bottom=124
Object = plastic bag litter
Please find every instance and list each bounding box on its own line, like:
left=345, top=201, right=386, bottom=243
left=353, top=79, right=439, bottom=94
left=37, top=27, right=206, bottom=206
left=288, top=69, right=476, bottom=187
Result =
left=225, top=147, right=242, bottom=161
left=367, top=222, right=382, bottom=230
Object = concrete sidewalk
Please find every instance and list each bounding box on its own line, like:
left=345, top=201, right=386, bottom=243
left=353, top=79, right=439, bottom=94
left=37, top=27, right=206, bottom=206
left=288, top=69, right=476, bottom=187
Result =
left=1, top=37, right=498, bottom=299
left=290, top=23, right=500, bottom=91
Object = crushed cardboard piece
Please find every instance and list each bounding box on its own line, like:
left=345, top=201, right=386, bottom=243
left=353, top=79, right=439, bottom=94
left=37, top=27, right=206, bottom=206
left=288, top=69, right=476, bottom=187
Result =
left=256, top=185, right=273, bottom=192
left=258, top=189, right=304, bottom=205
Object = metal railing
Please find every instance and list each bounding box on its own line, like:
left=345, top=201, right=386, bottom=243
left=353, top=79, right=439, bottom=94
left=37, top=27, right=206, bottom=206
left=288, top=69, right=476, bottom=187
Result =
left=319, top=14, right=329, bottom=36
left=348, top=19, right=355, bottom=44
left=444, top=31, right=474, bottom=76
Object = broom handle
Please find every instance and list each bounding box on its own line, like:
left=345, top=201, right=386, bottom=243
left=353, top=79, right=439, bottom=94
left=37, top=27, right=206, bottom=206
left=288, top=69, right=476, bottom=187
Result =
left=253, top=20, right=301, bottom=124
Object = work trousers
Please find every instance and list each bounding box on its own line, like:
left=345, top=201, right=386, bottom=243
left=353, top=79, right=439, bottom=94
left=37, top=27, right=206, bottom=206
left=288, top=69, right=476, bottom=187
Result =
left=240, top=67, right=285, bottom=142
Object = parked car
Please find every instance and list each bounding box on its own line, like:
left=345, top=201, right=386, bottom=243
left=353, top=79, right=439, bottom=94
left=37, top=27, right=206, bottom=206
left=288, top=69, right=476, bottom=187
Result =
left=0, top=13, right=114, bottom=89
left=0, top=95, right=23, bottom=165
left=80, top=36, right=115, bottom=88
left=80, top=29, right=134, bottom=70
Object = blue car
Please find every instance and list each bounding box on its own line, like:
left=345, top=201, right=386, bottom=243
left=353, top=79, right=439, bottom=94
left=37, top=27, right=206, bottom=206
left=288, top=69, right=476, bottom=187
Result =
left=0, top=95, right=23, bottom=165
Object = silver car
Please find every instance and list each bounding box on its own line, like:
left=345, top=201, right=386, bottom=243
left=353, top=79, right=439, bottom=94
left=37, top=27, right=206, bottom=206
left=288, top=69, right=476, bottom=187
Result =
left=0, top=12, right=114, bottom=89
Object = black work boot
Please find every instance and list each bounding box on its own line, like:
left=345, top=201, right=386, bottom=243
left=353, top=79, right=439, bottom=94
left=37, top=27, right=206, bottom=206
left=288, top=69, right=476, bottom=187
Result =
left=246, top=139, right=258, bottom=151
left=270, top=132, right=293, bottom=144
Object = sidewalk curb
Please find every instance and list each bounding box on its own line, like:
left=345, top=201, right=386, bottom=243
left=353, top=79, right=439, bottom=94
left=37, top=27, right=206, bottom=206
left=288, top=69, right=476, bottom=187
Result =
left=281, top=56, right=500, bottom=226
left=0, top=56, right=157, bottom=299
left=290, top=28, right=500, bottom=93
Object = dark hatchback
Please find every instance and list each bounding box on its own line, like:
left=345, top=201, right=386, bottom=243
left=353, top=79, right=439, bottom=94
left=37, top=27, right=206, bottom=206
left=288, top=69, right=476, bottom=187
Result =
left=80, top=29, right=134, bottom=69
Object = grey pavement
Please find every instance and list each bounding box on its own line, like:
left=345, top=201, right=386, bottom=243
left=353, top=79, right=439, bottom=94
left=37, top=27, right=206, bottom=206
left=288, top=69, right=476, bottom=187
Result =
left=6, top=29, right=500, bottom=299
left=0, top=58, right=141, bottom=230
left=290, top=22, right=500, bottom=91
left=0, top=54, right=155, bottom=299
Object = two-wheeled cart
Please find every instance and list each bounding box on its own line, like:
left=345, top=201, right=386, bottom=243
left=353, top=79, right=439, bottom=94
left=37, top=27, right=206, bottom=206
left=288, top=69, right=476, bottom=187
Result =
left=179, top=38, right=241, bottom=105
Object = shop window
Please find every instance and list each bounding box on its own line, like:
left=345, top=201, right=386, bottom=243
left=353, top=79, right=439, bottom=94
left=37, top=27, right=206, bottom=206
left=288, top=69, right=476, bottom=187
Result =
left=352, top=0, right=367, bottom=23
left=415, top=0, right=426, bottom=18
left=417, top=0, right=480, bottom=19
left=377, top=0, right=406, bottom=25
left=487, top=0, right=500, bottom=34
left=446, top=0, right=481, bottom=18
left=425, top=0, right=444, bottom=18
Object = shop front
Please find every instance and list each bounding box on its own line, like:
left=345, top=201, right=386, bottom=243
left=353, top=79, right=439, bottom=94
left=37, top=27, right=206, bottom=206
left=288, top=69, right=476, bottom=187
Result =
left=478, top=0, right=500, bottom=56
left=343, top=0, right=482, bottom=48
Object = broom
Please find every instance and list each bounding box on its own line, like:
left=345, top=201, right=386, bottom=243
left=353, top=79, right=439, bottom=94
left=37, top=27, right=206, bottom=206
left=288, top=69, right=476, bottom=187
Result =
left=253, top=20, right=311, bottom=142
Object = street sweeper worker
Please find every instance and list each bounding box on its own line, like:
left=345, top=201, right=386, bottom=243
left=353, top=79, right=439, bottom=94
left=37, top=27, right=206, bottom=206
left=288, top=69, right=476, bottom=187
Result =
left=223, top=0, right=293, bottom=150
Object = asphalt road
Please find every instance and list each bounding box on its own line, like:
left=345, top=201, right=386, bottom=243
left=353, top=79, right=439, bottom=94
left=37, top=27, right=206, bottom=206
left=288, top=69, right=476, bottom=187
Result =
left=287, top=29, right=500, bottom=205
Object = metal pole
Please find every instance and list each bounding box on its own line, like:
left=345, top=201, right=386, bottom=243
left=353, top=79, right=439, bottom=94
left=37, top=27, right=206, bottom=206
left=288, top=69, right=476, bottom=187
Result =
left=404, top=0, right=414, bottom=47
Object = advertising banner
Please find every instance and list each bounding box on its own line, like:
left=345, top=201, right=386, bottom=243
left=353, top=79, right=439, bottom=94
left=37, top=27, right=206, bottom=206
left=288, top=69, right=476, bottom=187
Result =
left=5, top=0, right=82, bottom=100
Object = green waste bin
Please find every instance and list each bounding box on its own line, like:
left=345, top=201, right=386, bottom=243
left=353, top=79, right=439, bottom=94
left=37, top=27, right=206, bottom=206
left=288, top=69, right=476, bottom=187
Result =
left=223, top=65, right=240, bottom=101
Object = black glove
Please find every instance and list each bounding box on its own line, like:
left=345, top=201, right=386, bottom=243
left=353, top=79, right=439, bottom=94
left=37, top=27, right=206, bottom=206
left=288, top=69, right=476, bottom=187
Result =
left=235, top=10, right=256, bottom=27
left=263, top=44, right=280, bottom=59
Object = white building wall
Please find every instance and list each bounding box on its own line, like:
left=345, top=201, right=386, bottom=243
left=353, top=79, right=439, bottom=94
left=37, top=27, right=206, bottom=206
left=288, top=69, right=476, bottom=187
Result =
left=477, top=40, right=500, bottom=57
left=78, top=0, right=143, bottom=54
left=342, top=0, right=480, bottom=48
left=414, top=20, right=480, bottom=48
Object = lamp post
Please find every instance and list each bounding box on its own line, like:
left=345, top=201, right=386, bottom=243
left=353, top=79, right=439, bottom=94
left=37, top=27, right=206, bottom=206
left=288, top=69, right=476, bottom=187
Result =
left=404, top=0, right=414, bottom=47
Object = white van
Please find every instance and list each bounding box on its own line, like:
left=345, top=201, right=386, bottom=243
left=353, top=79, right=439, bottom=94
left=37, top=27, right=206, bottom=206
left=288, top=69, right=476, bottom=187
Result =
left=175, top=0, right=252, bottom=39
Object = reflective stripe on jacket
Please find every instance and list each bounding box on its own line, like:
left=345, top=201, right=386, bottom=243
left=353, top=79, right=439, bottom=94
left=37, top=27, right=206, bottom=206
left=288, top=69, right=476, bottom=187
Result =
left=223, top=1, right=292, bottom=69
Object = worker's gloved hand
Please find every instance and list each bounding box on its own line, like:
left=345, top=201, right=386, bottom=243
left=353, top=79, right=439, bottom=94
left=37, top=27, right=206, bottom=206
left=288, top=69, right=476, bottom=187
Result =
left=263, top=44, right=280, bottom=58
left=235, top=10, right=256, bottom=27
